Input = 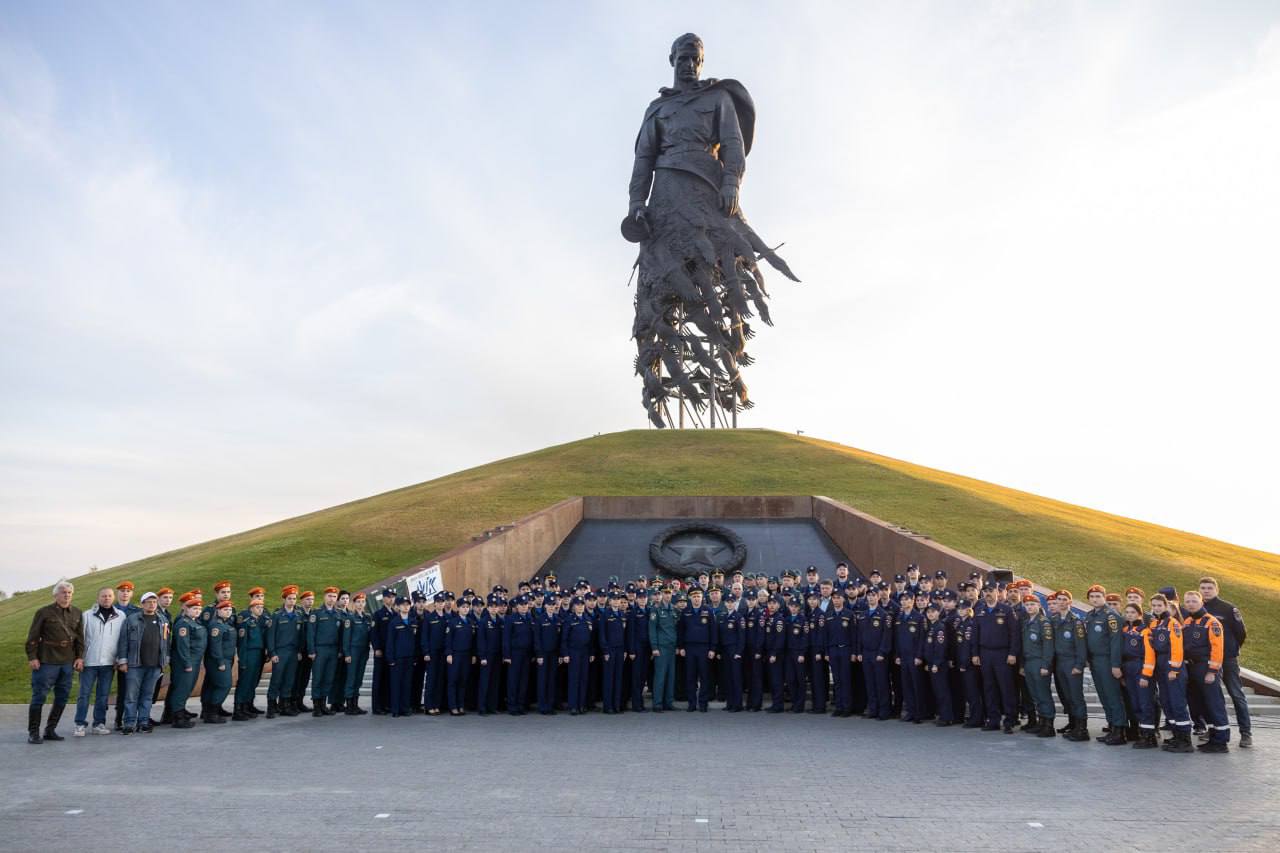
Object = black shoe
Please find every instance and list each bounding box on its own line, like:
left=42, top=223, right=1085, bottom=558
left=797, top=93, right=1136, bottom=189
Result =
left=962, top=721, right=983, bottom=729
left=312, top=708, right=324, bottom=718
left=120, top=726, right=132, bottom=736
left=248, top=703, right=264, bottom=716
left=1105, top=730, right=1127, bottom=746
left=1239, top=733, right=1253, bottom=748
left=1132, top=731, right=1158, bottom=749
left=1197, top=741, right=1229, bottom=753
left=1162, top=732, right=1194, bottom=753
left=1003, top=725, right=1015, bottom=734
left=982, top=724, right=1000, bottom=732
left=686, top=706, right=697, bottom=712
left=232, top=704, right=251, bottom=721
left=159, top=708, right=173, bottom=725
left=1036, top=720, right=1056, bottom=738
left=139, top=722, right=154, bottom=734
left=266, top=699, right=278, bottom=719
left=297, top=701, right=313, bottom=713
left=322, top=705, right=337, bottom=716
left=280, top=701, right=299, bottom=717
left=935, top=720, right=955, bottom=727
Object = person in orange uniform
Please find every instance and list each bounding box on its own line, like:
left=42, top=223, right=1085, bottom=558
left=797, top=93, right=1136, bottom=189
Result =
left=1143, top=593, right=1193, bottom=753
left=1119, top=603, right=1157, bottom=749
left=1181, top=590, right=1230, bottom=752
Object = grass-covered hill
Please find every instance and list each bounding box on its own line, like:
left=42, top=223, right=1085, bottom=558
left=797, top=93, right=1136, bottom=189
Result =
left=4, top=429, right=1277, bottom=700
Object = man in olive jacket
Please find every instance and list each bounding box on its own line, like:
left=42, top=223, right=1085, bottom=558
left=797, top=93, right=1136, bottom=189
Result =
left=25, top=581, right=85, bottom=744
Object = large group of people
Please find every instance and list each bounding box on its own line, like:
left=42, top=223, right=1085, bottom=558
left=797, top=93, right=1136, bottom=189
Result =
left=24, top=562, right=1253, bottom=753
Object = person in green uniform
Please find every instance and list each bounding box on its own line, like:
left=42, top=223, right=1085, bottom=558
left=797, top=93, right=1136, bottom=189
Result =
left=266, top=585, right=303, bottom=718
left=167, top=594, right=207, bottom=729
left=1018, top=593, right=1056, bottom=737
left=343, top=592, right=374, bottom=714
left=648, top=585, right=678, bottom=712
left=293, top=590, right=316, bottom=712
left=202, top=599, right=236, bottom=723
left=198, top=581, right=234, bottom=720
left=1050, top=590, right=1090, bottom=741
left=232, top=590, right=268, bottom=721
left=1084, top=584, right=1127, bottom=745
left=307, top=586, right=342, bottom=716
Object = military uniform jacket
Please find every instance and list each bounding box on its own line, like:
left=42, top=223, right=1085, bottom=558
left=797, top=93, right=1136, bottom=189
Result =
left=856, top=608, right=894, bottom=658
left=763, top=611, right=788, bottom=653
left=1050, top=612, right=1088, bottom=668
left=1083, top=606, right=1122, bottom=663
left=343, top=611, right=374, bottom=658
left=647, top=603, right=677, bottom=649
left=600, top=609, right=627, bottom=651
left=477, top=613, right=504, bottom=660
left=1021, top=613, right=1055, bottom=668
left=205, top=615, right=236, bottom=668
left=371, top=605, right=396, bottom=654
left=973, top=602, right=1022, bottom=656
left=307, top=606, right=341, bottom=650
left=200, top=603, right=237, bottom=632
left=236, top=610, right=267, bottom=658
left=533, top=611, right=560, bottom=657
left=720, top=608, right=745, bottom=657
left=895, top=611, right=925, bottom=661
left=923, top=618, right=950, bottom=666
left=268, top=607, right=304, bottom=656
left=823, top=607, right=854, bottom=650
left=445, top=614, right=477, bottom=653
left=745, top=608, right=766, bottom=653
left=296, top=609, right=313, bottom=655
left=387, top=617, right=418, bottom=659
left=625, top=604, right=650, bottom=655
left=677, top=604, right=718, bottom=649
left=503, top=613, right=535, bottom=655
left=784, top=613, right=809, bottom=654
left=419, top=611, right=446, bottom=656
left=172, top=615, right=207, bottom=671
left=560, top=613, right=593, bottom=653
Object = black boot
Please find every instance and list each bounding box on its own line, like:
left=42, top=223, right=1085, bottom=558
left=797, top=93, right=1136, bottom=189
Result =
left=43, top=703, right=66, bottom=741
left=204, top=706, right=225, bottom=724
left=1105, top=729, right=1127, bottom=746
left=1065, top=719, right=1089, bottom=742
left=159, top=707, right=173, bottom=725
left=1132, top=730, right=1158, bottom=749
left=232, top=704, right=250, bottom=721
left=280, top=699, right=298, bottom=717
left=1037, top=718, right=1056, bottom=738
left=296, top=697, right=312, bottom=713
left=247, top=701, right=263, bottom=716
left=344, top=698, right=360, bottom=716
left=1020, top=712, right=1039, bottom=733
left=1162, top=731, right=1195, bottom=753
left=352, top=697, right=368, bottom=715
left=27, top=706, right=44, bottom=744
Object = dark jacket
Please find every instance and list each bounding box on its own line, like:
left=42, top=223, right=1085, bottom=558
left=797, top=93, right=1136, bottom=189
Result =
left=26, top=602, right=85, bottom=664
left=116, top=610, right=171, bottom=669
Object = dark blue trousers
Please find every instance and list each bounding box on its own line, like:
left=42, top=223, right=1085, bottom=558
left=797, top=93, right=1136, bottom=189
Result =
left=684, top=646, right=711, bottom=710
left=507, top=650, right=530, bottom=711
left=979, top=649, right=1016, bottom=727
left=827, top=648, right=851, bottom=713
left=862, top=656, right=891, bottom=719
left=566, top=650, right=590, bottom=712
left=722, top=655, right=743, bottom=710
left=536, top=657, right=557, bottom=713
left=785, top=655, right=805, bottom=713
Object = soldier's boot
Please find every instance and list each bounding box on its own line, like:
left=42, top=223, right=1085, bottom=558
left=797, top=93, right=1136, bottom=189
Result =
left=282, top=699, right=299, bottom=717
left=266, top=698, right=278, bottom=719
left=1036, top=718, right=1056, bottom=738
left=1125, top=724, right=1140, bottom=742
left=232, top=703, right=251, bottom=722
left=1104, top=728, right=1127, bottom=746
left=344, top=698, right=360, bottom=716
left=322, top=700, right=337, bottom=716
left=159, top=707, right=173, bottom=725
left=1020, top=711, right=1039, bottom=732
left=1132, top=730, right=1158, bottom=749
left=247, top=700, right=263, bottom=716
left=27, top=706, right=44, bottom=744
left=353, top=698, right=368, bottom=715
left=1066, top=719, right=1090, bottom=742
left=204, top=706, right=226, bottom=724
left=1162, top=731, right=1195, bottom=753
left=312, top=701, right=325, bottom=718
left=296, top=697, right=312, bottom=713
left=43, top=703, right=66, bottom=741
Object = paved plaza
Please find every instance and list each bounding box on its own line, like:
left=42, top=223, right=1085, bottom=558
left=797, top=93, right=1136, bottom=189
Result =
left=1, top=704, right=1276, bottom=852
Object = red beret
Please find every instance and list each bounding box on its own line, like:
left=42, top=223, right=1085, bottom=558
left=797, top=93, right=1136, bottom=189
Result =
left=281, top=585, right=299, bottom=597
left=1125, top=586, right=1144, bottom=597
left=213, top=581, right=232, bottom=592
left=323, top=586, right=340, bottom=595
left=300, top=590, right=315, bottom=599
left=156, top=587, right=174, bottom=596
left=1022, top=593, right=1038, bottom=604
left=1086, top=584, right=1106, bottom=596
left=116, top=581, right=134, bottom=591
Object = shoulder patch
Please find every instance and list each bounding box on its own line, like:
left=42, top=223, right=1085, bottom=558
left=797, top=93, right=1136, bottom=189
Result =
left=1211, top=623, right=1222, bottom=637
left=238, top=628, right=246, bottom=637
left=179, top=627, right=187, bottom=636
left=344, top=620, right=352, bottom=628
left=211, top=627, right=219, bottom=636
left=1171, top=621, right=1181, bottom=635
left=1107, top=616, right=1118, bottom=631
left=309, top=614, right=317, bottom=623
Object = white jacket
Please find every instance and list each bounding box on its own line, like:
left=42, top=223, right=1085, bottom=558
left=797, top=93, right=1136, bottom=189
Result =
left=81, top=606, right=126, bottom=667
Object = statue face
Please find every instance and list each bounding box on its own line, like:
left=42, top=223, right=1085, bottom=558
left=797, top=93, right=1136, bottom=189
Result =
left=671, top=45, right=703, bottom=83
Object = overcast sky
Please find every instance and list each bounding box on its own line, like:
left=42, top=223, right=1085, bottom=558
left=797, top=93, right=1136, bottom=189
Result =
left=2, top=2, right=1278, bottom=592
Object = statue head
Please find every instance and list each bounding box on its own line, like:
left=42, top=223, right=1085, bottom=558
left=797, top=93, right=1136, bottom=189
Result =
left=669, top=33, right=704, bottom=85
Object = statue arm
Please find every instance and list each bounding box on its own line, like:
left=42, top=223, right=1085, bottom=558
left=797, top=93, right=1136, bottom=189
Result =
left=628, top=113, right=658, bottom=213
left=716, top=90, right=746, bottom=190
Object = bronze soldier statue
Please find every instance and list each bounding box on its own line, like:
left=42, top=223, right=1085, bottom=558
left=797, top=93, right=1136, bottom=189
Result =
left=625, top=33, right=798, bottom=428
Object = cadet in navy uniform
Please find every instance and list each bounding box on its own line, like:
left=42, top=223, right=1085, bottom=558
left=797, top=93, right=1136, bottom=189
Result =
left=561, top=596, right=594, bottom=715
left=783, top=597, right=808, bottom=713
left=764, top=596, right=788, bottom=712
left=823, top=589, right=854, bottom=716
left=677, top=587, right=718, bottom=712
left=408, top=592, right=427, bottom=712
left=1182, top=590, right=1230, bottom=752
left=201, top=599, right=236, bottom=723
left=533, top=593, right=561, bottom=715
left=444, top=598, right=477, bottom=715
left=369, top=587, right=397, bottom=715
left=625, top=587, right=651, bottom=712
left=166, top=594, right=207, bottom=729
left=805, top=590, right=827, bottom=714
left=922, top=601, right=954, bottom=726
left=971, top=582, right=1021, bottom=733
left=306, top=587, right=343, bottom=717
left=955, top=599, right=984, bottom=728
left=1144, top=593, right=1194, bottom=753
left=856, top=586, right=894, bottom=720
left=1049, top=590, right=1089, bottom=741
left=894, top=592, right=926, bottom=723
left=1019, top=593, right=1057, bottom=737
left=342, top=592, right=373, bottom=715
left=600, top=592, right=627, bottom=713
left=232, top=592, right=268, bottom=721
left=476, top=594, right=504, bottom=716
left=719, top=594, right=745, bottom=711
left=503, top=594, right=535, bottom=715
left=745, top=592, right=767, bottom=711
left=421, top=593, right=448, bottom=715
left=386, top=596, right=418, bottom=717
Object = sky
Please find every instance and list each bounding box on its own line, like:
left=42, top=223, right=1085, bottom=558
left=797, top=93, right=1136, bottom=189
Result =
left=2, top=1, right=1278, bottom=592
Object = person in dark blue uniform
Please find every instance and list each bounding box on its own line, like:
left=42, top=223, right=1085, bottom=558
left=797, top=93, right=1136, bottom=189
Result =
left=561, top=596, right=594, bottom=715
left=266, top=585, right=304, bottom=718
left=805, top=590, right=828, bottom=714
left=503, top=594, right=534, bottom=715
left=369, top=587, right=396, bottom=715
left=764, top=596, right=788, bottom=712
left=533, top=593, right=561, bottom=715
left=476, top=594, right=504, bottom=716
left=386, top=596, right=418, bottom=717
left=600, top=592, right=627, bottom=713
left=824, top=589, right=854, bottom=716
left=445, top=598, right=477, bottom=716
left=894, top=592, right=926, bottom=723
left=1182, top=590, right=1230, bottom=752
left=1049, top=590, right=1090, bottom=741
left=972, top=582, right=1021, bottom=733
left=856, top=586, right=894, bottom=720
left=677, top=587, right=718, bottom=712
left=626, top=587, right=651, bottom=712
left=955, top=599, right=984, bottom=728
left=745, top=591, right=766, bottom=711
left=719, top=593, right=745, bottom=711
left=420, top=593, right=448, bottom=715
left=922, top=601, right=954, bottom=726
left=341, top=592, right=373, bottom=715
left=783, top=597, right=808, bottom=713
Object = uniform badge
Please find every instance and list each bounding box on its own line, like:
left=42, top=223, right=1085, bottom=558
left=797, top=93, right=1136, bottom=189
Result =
left=908, top=625, right=916, bottom=633
left=179, top=627, right=187, bottom=637
left=872, top=618, right=880, bottom=627
left=996, top=617, right=1004, bottom=625
left=1211, top=623, right=1222, bottom=637
left=211, top=628, right=219, bottom=637
left=238, top=628, right=246, bottom=637
left=1062, top=631, right=1071, bottom=640
left=701, top=616, right=708, bottom=624
left=776, top=623, right=783, bottom=632
left=1094, top=624, right=1102, bottom=632
left=344, top=620, right=351, bottom=628
left=1192, top=629, right=1202, bottom=639
left=310, top=615, right=317, bottom=623
left=1029, top=633, right=1037, bottom=641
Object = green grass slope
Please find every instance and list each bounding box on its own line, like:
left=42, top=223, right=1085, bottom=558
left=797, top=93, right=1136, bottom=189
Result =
left=4, top=429, right=1277, bottom=700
